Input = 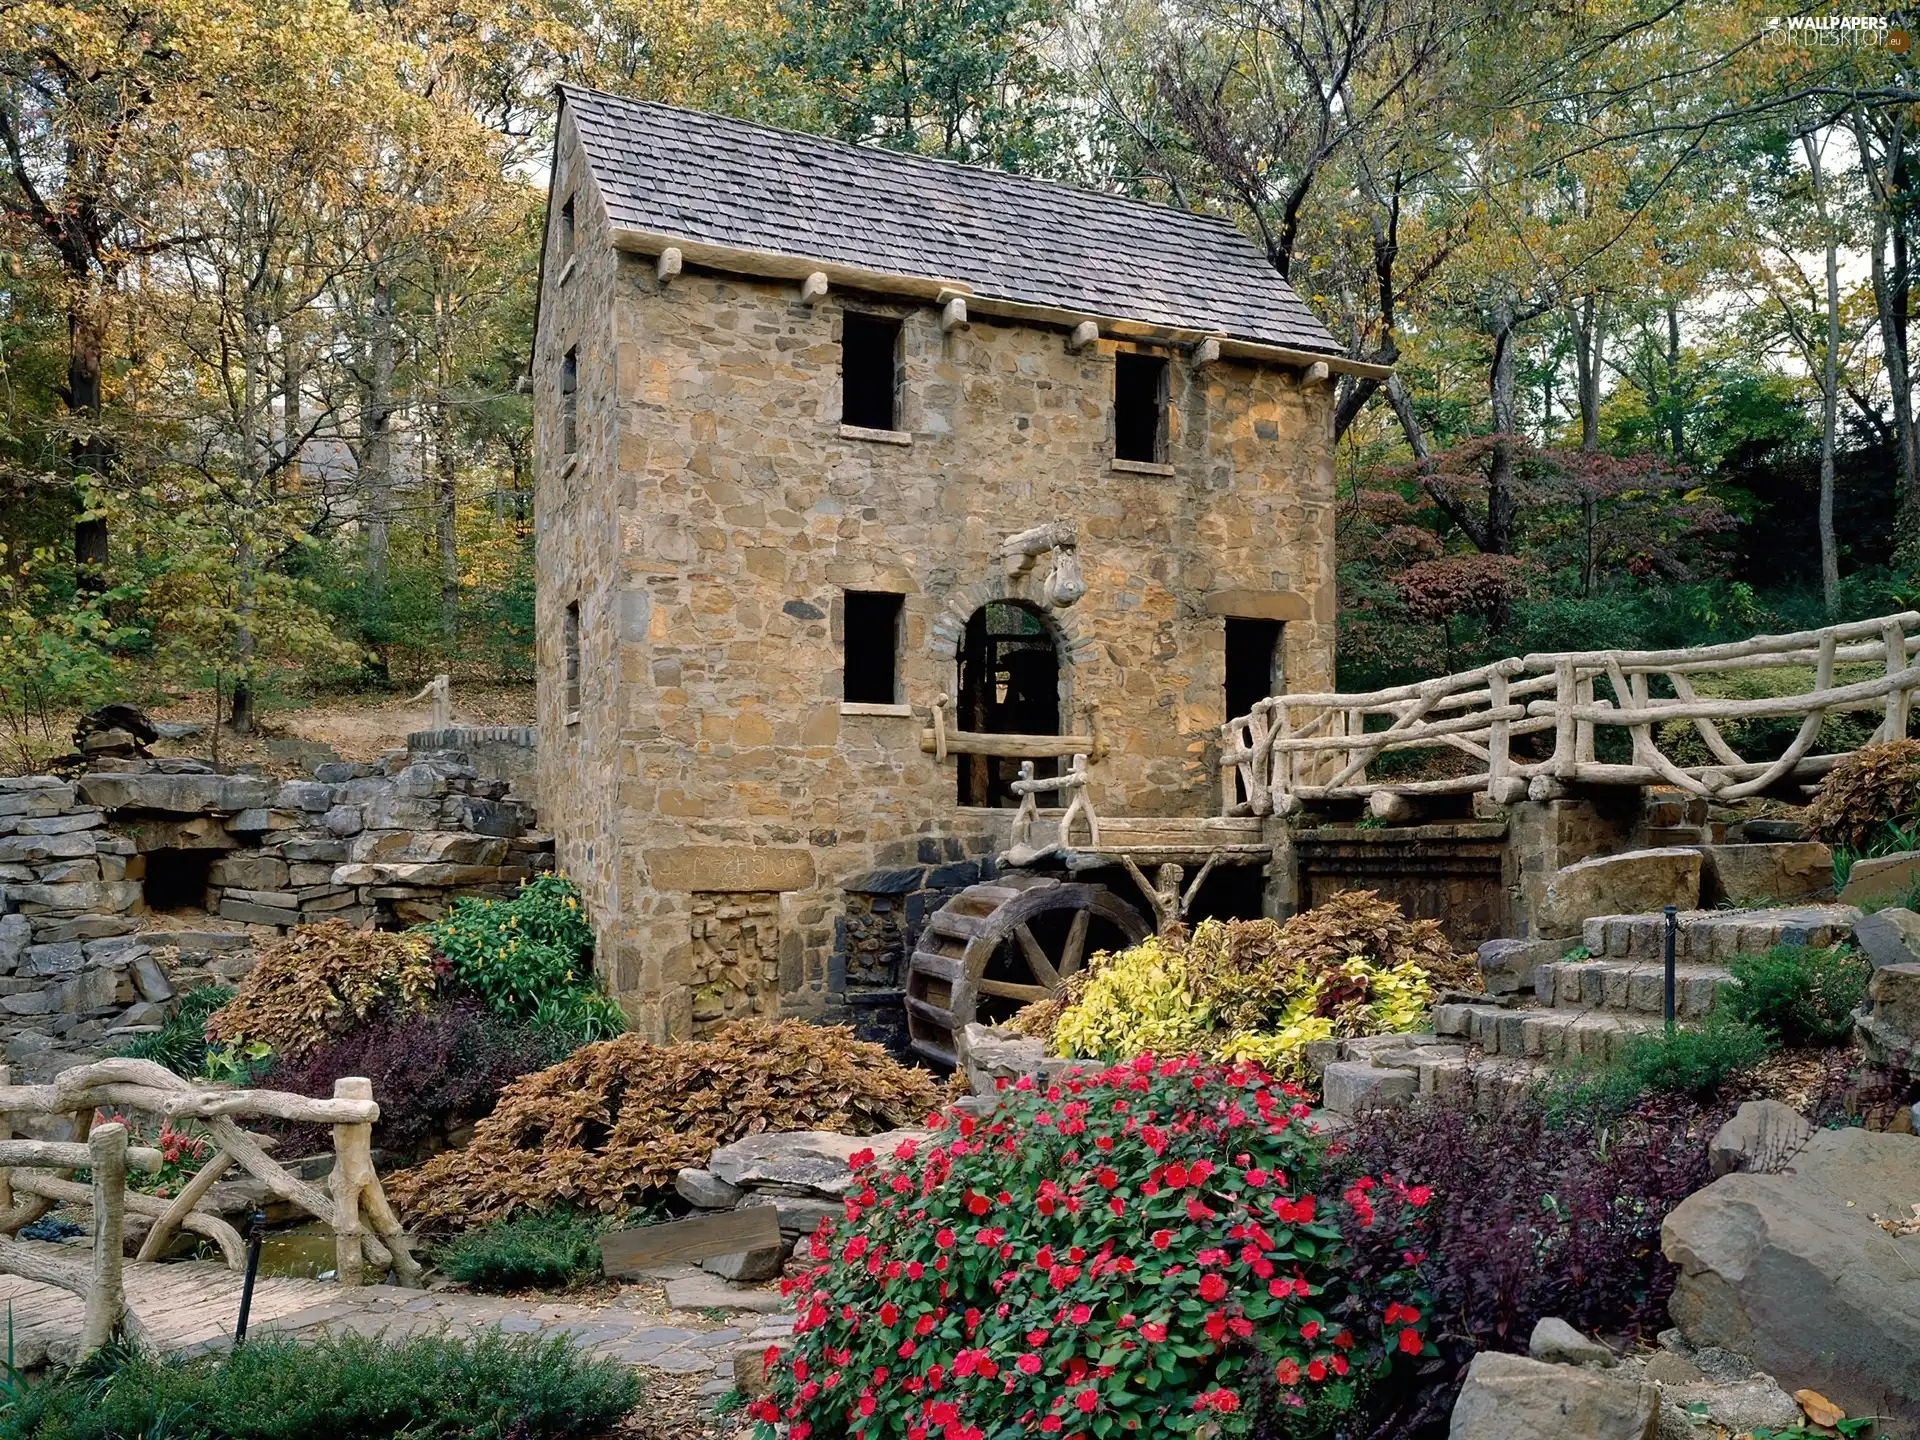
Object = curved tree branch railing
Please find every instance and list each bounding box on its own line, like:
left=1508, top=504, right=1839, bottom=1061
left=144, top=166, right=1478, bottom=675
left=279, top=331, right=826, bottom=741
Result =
left=1225, top=611, right=1920, bottom=813
left=0, top=1058, right=420, bottom=1356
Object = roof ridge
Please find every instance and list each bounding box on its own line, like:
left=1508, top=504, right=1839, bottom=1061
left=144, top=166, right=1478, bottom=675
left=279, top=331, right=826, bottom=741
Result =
left=557, top=83, right=1256, bottom=245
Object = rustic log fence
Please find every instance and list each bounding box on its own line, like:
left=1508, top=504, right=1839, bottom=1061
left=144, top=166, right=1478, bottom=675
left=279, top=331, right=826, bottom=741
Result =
left=0, top=1059, right=418, bottom=1356
left=1224, top=611, right=1920, bottom=814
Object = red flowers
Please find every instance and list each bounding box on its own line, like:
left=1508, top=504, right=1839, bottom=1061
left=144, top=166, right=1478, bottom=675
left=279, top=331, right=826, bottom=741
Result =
left=1197, top=1273, right=1227, bottom=1302
left=1150, top=1229, right=1173, bottom=1250
left=1274, top=1358, right=1300, bottom=1385
left=1398, top=1327, right=1425, bottom=1355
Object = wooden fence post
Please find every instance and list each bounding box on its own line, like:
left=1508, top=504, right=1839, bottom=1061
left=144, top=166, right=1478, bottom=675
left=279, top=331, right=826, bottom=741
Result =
left=1487, top=670, right=1511, bottom=799
left=1551, top=659, right=1576, bottom=779
left=327, top=1076, right=421, bottom=1288
left=82, top=1121, right=128, bottom=1355
left=1884, top=618, right=1912, bottom=742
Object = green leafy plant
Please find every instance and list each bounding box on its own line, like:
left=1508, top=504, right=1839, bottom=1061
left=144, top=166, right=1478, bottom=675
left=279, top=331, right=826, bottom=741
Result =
left=1750, top=1421, right=1875, bottom=1439
left=205, top=922, right=438, bottom=1059
left=754, top=1055, right=1435, bottom=1439
left=425, top=875, right=623, bottom=1041
left=1718, top=944, right=1870, bottom=1048
left=1806, top=738, right=1920, bottom=850
left=0, top=1330, right=637, bottom=1439
left=111, top=985, right=234, bottom=1076
left=1543, top=1020, right=1772, bottom=1116
left=201, top=1039, right=275, bottom=1085
left=433, top=1211, right=604, bottom=1292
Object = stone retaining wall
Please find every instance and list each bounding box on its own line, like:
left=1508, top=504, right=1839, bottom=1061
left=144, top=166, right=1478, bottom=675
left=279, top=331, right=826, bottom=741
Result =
left=1, top=752, right=554, bottom=1080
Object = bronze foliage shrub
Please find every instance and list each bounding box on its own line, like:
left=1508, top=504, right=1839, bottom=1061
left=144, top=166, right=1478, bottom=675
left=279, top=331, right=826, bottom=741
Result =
left=204, top=921, right=437, bottom=1059
left=388, top=1018, right=942, bottom=1227
left=1804, top=737, right=1920, bottom=849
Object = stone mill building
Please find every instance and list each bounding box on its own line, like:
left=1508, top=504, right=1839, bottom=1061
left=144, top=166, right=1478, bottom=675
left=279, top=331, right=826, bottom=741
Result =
left=532, top=85, right=1374, bottom=1046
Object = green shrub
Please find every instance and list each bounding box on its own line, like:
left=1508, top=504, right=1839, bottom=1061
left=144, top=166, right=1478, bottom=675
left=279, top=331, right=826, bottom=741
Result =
left=111, top=985, right=233, bottom=1076
left=1, top=1330, right=638, bottom=1439
left=433, top=1211, right=603, bottom=1291
left=1718, top=944, right=1870, bottom=1047
left=425, top=875, right=623, bottom=1041
left=1540, top=1019, right=1772, bottom=1118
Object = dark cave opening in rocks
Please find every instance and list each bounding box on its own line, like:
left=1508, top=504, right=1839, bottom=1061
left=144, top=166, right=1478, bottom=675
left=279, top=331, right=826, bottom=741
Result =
left=144, top=848, right=214, bottom=911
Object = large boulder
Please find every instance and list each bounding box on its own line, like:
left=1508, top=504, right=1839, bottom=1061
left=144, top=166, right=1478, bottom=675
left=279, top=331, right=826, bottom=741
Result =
left=1447, top=1352, right=1658, bottom=1439
left=706, top=1128, right=929, bottom=1197
left=75, top=772, right=273, bottom=815
left=1661, top=1126, right=1920, bottom=1426
left=1841, top=849, right=1920, bottom=907
left=1478, top=937, right=1572, bottom=996
left=1700, top=842, right=1833, bottom=906
left=1855, top=907, right=1920, bottom=972
left=1708, top=1099, right=1813, bottom=1177
left=1858, top=962, right=1920, bottom=1072
left=1539, top=848, right=1703, bottom=938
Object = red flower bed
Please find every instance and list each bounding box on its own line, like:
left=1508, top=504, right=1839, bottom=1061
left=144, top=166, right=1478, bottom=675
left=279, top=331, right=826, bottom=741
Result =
left=752, top=1055, right=1432, bottom=1439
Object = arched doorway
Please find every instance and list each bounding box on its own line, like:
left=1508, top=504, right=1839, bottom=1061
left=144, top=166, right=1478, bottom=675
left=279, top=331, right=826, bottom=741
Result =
left=957, top=600, right=1061, bottom=806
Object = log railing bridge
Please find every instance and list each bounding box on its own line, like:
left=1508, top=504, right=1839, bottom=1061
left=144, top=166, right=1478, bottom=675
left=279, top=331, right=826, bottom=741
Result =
left=0, top=1060, right=416, bottom=1359
left=1221, top=611, right=1920, bottom=815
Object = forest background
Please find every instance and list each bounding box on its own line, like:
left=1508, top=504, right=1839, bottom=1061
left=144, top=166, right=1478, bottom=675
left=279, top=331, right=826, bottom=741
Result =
left=2, top=0, right=1917, bottom=759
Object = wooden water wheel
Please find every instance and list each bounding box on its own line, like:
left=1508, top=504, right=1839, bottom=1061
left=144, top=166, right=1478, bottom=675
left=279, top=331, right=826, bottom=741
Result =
left=904, top=876, right=1149, bottom=1067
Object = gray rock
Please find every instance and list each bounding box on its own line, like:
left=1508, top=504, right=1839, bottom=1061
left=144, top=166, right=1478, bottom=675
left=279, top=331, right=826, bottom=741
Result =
left=7, top=880, right=143, bottom=914
left=75, top=772, right=272, bottom=815
left=23, top=942, right=84, bottom=977
left=0, top=990, right=53, bottom=1015
left=322, top=805, right=364, bottom=838
left=117, top=1001, right=166, bottom=1028
left=218, top=898, right=297, bottom=927
left=1707, top=1099, right=1813, bottom=1177
left=674, top=1167, right=745, bottom=1210
left=1448, top=1351, right=1658, bottom=1439
left=1699, top=842, right=1834, bottom=906
left=1478, top=937, right=1571, bottom=996
left=0, top=831, right=99, bottom=864
left=1662, top=1125, right=1920, bottom=1423
left=1841, top=848, right=1920, bottom=907
left=1320, top=1060, right=1418, bottom=1115
left=707, top=1129, right=926, bottom=1196
left=207, top=855, right=289, bottom=891
left=0, top=913, right=30, bottom=966
left=739, top=1191, right=843, bottom=1237
left=10, top=811, right=104, bottom=835
left=278, top=838, right=346, bottom=863
left=1855, top=907, right=1920, bottom=974
left=151, top=721, right=203, bottom=741
left=1859, top=962, right=1920, bottom=1069
left=662, top=1272, right=788, bottom=1315
left=1529, top=1316, right=1616, bottom=1368
left=961, top=1022, right=1056, bottom=1095
left=1540, top=848, right=1704, bottom=937
left=131, top=954, right=174, bottom=1003
left=700, top=1244, right=788, bottom=1283
left=274, top=780, right=334, bottom=813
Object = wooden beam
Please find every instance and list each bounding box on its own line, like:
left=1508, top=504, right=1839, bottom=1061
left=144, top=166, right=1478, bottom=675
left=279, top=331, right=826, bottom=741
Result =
left=601, top=1205, right=784, bottom=1276
left=918, top=729, right=1096, bottom=758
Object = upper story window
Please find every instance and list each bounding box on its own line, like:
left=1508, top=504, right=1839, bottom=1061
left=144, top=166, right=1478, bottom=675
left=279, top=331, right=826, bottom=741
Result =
left=1114, top=351, right=1169, bottom=464
left=561, top=347, right=579, bottom=455
left=841, top=313, right=903, bottom=431
left=558, top=195, right=575, bottom=263
left=563, top=600, right=582, bottom=717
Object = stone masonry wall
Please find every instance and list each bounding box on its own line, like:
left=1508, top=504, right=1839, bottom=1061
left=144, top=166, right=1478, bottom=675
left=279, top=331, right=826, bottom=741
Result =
left=1, top=749, right=553, bottom=1081
left=533, top=114, right=1340, bottom=1040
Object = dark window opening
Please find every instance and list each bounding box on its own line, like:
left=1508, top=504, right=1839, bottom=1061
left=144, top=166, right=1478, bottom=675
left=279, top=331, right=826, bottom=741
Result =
left=561, top=347, right=578, bottom=454
left=1225, top=617, right=1283, bottom=806
left=144, top=849, right=212, bottom=912
left=844, top=591, right=904, bottom=704
left=1114, top=351, right=1169, bottom=463
left=1184, top=861, right=1267, bottom=925
left=558, top=195, right=575, bottom=262
left=841, top=313, right=902, bottom=430
left=957, top=600, right=1060, bottom=807
left=563, top=601, right=582, bottom=714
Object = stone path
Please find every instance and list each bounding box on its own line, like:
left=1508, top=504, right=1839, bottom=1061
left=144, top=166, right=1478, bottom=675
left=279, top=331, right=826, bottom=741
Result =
left=0, top=1242, right=792, bottom=1395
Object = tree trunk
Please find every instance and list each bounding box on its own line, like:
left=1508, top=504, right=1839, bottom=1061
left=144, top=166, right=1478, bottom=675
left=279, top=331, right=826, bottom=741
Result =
left=1859, top=111, right=1920, bottom=560
left=435, top=411, right=459, bottom=641
left=1572, top=294, right=1606, bottom=454
left=362, top=275, right=395, bottom=593
left=1664, top=297, right=1685, bottom=460
left=1805, top=131, right=1843, bottom=613
left=1486, top=302, right=1519, bottom=557
left=68, top=294, right=110, bottom=590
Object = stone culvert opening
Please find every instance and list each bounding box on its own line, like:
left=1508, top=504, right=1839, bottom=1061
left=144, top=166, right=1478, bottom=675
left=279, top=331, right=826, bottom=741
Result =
left=143, top=848, right=214, bottom=911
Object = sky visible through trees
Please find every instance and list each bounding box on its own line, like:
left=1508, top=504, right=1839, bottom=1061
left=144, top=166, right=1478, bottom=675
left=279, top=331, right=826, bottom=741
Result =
left=1, top=0, right=1917, bottom=735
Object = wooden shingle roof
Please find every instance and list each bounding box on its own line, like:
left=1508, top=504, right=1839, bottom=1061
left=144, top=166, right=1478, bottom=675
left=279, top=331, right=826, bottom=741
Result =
left=560, top=86, right=1342, bottom=356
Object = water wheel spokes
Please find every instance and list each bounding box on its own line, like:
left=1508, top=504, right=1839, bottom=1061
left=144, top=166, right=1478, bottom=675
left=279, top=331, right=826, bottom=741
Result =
left=904, top=877, right=1148, bottom=1067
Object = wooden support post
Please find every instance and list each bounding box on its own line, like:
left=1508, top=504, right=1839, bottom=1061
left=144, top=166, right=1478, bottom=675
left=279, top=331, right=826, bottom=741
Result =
left=83, top=1121, right=128, bottom=1355
left=327, top=1076, right=420, bottom=1288
left=1885, top=618, right=1912, bottom=741
left=1487, top=671, right=1511, bottom=799
left=1346, top=707, right=1366, bottom=785
left=1551, top=659, right=1577, bottom=779
left=1575, top=671, right=1596, bottom=764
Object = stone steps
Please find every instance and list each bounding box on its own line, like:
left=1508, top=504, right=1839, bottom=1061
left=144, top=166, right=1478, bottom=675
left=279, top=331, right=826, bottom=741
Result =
left=1535, top=958, right=1733, bottom=1018
left=1580, top=904, right=1857, bottom=964
left=1434, top=1001, right=1665, bottom=1063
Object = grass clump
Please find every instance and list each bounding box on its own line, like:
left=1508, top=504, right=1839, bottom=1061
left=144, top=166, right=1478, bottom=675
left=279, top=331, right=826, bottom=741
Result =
left=111, top=985, right=233, bottom=1076
left=433, top=1211, right=603, bottom=1291
left=1542, top=1018, right=1773, bottom=1118
left=1, top=1331, right=638, bottom=1439
left=1718, top=943, right=1869, bottom=1048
